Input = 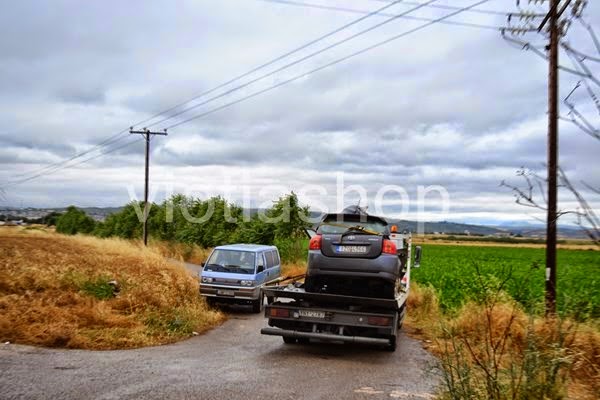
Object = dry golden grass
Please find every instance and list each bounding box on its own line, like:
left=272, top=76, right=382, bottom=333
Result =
left=405, top=283, right=600, bottom=399
left=149, top=240, right=211, bottom=265
left=0, top=227, right=225, bottom=349
left=281, top=262, right=307, bottom=278
left=413, top=235, right=597, bottom=251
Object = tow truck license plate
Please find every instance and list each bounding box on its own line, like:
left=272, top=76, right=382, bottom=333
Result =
left=299, top=310, right=326, bottom=319
left=336, top=245, right=367, bottom=253
left=217, top=289, right=235, bottom=297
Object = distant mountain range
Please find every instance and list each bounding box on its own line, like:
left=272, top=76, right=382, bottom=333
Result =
left=0, top=206, right=590, bottom=239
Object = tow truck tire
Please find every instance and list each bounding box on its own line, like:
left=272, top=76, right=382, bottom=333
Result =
left=251, top=294, right=264, bottom=313
left=385, top=336, right=397, bottom=352
left=282, top=336, right=297, bottom=344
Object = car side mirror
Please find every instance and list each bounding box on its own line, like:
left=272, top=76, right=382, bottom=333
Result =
left=414, top=246, right=422, bottom=268
left=305, top=228, right=317, bottom=239
left=201, top=261, right=206, bottom=268
left=257, top=264, right=265, bottom=273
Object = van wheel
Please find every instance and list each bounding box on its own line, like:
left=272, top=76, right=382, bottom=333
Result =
left=283, top=336, right=296, bottom=344
left=251, top=294, right=264, bottom=313
left=206, top=297, right=217, bottom=307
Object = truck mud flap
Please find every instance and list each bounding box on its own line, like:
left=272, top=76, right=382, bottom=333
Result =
left=261, top=327, right=391, bottom=346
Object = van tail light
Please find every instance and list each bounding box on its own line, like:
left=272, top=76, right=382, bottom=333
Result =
left=309, top=235, right=322, bottom=250
left=368, top=316, right=392, bottom=326
left=382, top=239, right=397, bottom=255
left=269, top=308, right=290, bottom=318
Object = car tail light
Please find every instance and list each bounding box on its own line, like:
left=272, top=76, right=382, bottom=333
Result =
left=309, top=235, right=322, bottom=250
left=269, top=308, right=290, bottom=318
left=382, top=239, right=397, bottom=255
left=368, top=316, right=392, bottom=326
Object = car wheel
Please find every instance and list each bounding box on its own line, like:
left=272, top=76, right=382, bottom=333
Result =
left=297, top=338, right=309, bottom=345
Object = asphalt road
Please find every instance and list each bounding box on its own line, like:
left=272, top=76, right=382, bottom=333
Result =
left=0, top=262, right=440, bottom=400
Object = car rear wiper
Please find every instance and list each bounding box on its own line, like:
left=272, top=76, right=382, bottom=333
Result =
left=341, top=225, right=381, bottom=236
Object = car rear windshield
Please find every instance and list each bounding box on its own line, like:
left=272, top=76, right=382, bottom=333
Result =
left=204, top=250, right=256, bottom=274
left=318, top=216, right=387, bottom=235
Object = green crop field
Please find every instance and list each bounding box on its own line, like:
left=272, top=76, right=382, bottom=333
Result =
left=411, top=244, right=600, bottom=320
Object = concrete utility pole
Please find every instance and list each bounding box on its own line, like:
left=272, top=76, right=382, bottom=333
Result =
left=129, top=128, right=168, bottom=246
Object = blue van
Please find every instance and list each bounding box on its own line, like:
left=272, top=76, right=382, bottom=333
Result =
left=199, top=244, right=281, bottom=313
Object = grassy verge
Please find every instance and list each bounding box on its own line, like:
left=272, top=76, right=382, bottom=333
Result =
left=0, top=227, right=225, bottom=349
left=406, top=283, right=600, bottom=399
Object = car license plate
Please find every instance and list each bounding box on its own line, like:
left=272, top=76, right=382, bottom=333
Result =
left=336, top=245, right=367, bottom=253
left=217, top=289, right=235, bottom=297
left=298, top=310, right=326, bottom=319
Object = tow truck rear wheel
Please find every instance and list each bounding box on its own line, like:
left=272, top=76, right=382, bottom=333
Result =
left=282, top=336, right=297, bottom=344
left=385, top=336, right=397, bottom=352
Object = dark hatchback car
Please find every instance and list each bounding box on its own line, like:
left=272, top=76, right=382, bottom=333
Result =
left=304, top=207, right=402, bottom=299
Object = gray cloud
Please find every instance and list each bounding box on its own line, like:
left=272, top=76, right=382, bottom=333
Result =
left=0, top=0, right=598, bottom=224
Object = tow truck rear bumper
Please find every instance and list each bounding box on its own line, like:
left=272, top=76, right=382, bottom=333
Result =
left=260, top=327, right=390, bottom=346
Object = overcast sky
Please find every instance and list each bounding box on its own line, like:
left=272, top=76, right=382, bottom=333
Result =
left=0, top=0, right=598, bottom=224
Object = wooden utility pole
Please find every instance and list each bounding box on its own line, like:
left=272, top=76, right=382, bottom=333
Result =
left=506, top=0, right=583, bottom=316
left=538, top=0, right=570, bottom=316
left=545, top=0, right=559, bottom=316
left=130, top=128, right=168, bottom=246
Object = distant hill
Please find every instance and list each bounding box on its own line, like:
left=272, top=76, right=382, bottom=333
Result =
left=388, top=219, right=505, bottom=236
left=1, top=206, right=590, bottom=239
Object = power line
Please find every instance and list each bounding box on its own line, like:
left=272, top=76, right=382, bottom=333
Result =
left=3, top=138, right=142, bottom=188
left=135, top=0, right=408, bottom=129
left=10, top=129, right=131, bottom=180
left=260, top=0, right=505, bottom=31
left=364, top=0, right=510, bottom=16
left=3, top=0, right=411, bottom=186
left=147, top=0, right=441, bottom=129
left=166, top=0, right=490, bottom=130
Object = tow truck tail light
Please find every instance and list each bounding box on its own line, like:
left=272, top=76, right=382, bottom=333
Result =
left=368, top=316, right=392, bottom=326
left=269, top=308, right=290, bottom=318
left=382, top=239, right=397, bottom=255
left=309, top=235, right=322, bottom=250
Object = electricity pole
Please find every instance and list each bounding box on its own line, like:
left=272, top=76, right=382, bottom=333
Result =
left=129, top=127, right=168, bottom=246
left=542, top=0, right=560, bottom=316
left=538, top=0, right=573, bottom=316
left=504, top=0, right=582, bottom=316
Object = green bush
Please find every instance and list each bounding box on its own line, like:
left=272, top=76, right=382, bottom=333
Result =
left=56, top=206, right=96, bottom=235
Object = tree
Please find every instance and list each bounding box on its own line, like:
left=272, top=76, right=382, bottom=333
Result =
left=56, top=206, right=96, bottom=235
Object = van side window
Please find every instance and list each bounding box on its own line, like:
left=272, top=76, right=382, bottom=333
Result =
left=272, top=250, right=280, bottom=266
left=256, top=253, right=265, bottom=269
left=266, top=251, right=275, bottom=268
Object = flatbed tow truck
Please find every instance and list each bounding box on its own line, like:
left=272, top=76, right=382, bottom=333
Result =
left=260, top=231, right=421, bottom=351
